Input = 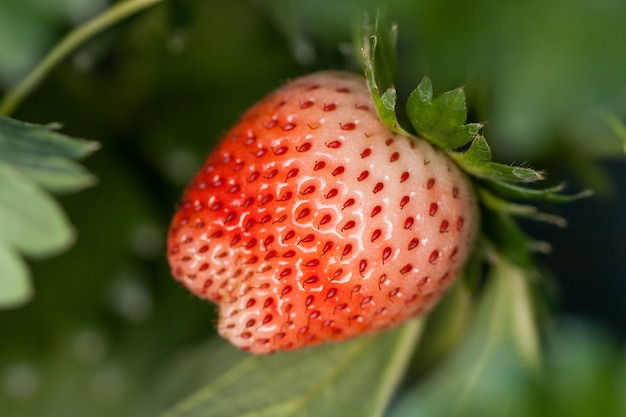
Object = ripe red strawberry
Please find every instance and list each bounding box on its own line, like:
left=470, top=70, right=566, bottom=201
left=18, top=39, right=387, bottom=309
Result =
left=167, top=71, right=477, bottom=354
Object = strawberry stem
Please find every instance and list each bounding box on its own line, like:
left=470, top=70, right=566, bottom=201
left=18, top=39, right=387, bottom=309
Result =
left=0, top=0, right=164, bottom=116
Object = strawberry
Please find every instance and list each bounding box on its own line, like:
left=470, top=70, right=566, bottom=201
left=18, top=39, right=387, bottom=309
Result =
left=167, top=71, right=477, bottom=354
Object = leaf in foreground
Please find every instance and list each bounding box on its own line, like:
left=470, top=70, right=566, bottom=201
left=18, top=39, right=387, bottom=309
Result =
left=0, top=115, right=99, bottom=193
left=0, top=116, right=97, bottom=308
left=0, top=163, right=75, bottom=257
left=0, top=241, right=31, bottom=308
left=388, top=258, right=540, bottom=417
left=155, top=320, right=423, bottom=417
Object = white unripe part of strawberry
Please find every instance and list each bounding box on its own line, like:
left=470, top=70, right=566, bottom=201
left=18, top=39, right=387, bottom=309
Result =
left=167, top=71, right=478, bottom=353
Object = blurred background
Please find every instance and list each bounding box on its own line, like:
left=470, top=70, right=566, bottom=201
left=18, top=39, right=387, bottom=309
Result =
left=1, top=0, right=625, bottom=416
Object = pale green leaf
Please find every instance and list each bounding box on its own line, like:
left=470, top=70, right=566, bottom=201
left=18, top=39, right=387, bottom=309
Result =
left=1, top=152, right=97, bottom=193
left=158, top=320, right=423, bottom=417
left=0, top=115, right=99, bottom=193
left=389, top=258, right=540, bottom=417
left=0, top=116, right=97, bottom=308
left=0, top=116, right=97, bottom=157
left=0, top=241, right=32, bottom=308
left=0, top=162, right=75, bottom=257
left=411, top=282, right=472, bottom=373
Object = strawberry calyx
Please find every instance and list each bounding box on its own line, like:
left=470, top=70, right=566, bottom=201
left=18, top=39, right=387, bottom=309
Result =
left=407, top=77, right=483, bottom=151
left=360, top=18, right=593, bottom=380
left=361, top=18, right=590, bottom=270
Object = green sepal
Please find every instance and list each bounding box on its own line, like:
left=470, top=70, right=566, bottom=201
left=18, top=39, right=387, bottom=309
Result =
left=360, top=17, right=587, bottom=270
left=486, top=180, right=593, bottom=203
left=482, top=208, right=550, bottom=269
left=479, top=187, right=567, bottom=227
left=362, top=18, right=407, bottom=135
left=406, top=77, right=483, bottom=149
left=449, top=136, right=544, bottom=183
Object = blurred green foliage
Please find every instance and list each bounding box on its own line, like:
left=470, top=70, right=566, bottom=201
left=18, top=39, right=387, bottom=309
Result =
left=265, top=0, right=626, bottom=159
left=1, top=0, right=625, bottom=416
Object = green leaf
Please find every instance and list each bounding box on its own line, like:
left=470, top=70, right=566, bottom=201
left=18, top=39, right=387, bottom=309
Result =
left=532, top=323, right=626, bottom=417
left=362, top=17, right=406, bottom=134
left=406, top=77, right=482, bottom=149
left=389, top=258, right=540, bottom=417
left=157, top=320, right=423, bottom=417
left=0, top=115, right=99, bottom=193
left=1, top=151, right=97, bottom=193
left=449, top=136, right=544, bottom=183
left=0, top=116, right=97, bottom=308
left=0, top=241, right=32, bottom=308
left=411, top=282, right=472, bottom=373
left=0, top=162, right=75, bottom=257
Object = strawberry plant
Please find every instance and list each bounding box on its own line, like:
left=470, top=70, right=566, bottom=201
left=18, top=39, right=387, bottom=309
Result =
left=1, top=2, right=626, bottom=417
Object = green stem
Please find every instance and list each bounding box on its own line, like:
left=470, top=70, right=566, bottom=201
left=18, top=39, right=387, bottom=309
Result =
left=0, top=0, right=164, bottom=116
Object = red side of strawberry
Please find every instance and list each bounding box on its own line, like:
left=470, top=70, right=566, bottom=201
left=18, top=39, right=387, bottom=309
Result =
left=167, top=71, right=477, bottom=353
